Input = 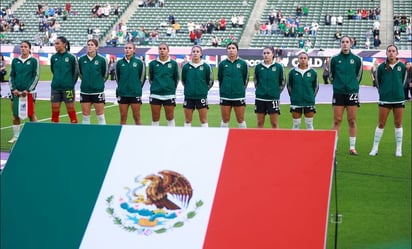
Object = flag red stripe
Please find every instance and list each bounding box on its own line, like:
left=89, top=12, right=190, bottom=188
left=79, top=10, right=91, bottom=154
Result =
left=204, top=129, right=336, bottom=249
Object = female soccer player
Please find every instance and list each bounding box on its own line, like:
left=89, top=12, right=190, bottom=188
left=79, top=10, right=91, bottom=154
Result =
left=115, top=42, right=146, bottom=125
left=254, top=45, right=285, bottom=128
left=8, top=40, right=39, bottom=143
left=330, top=36, right=363, bottom=155
left=218, top=42, right=248, bottom=128
left=50, top=36, right=79, bottom=123
left=181, top=45, right=213, bottom=127
left=287, top=52, right=318, bottom=130
left=369, top=45, right=407, bottom=157
left=148, top=42, right=179, bottom=126
left=78, top=39, right=108, bottom=124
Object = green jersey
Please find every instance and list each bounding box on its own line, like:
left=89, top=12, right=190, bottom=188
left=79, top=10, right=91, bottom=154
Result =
left=330, top=51, right=362, bottom=94
left=51, top=51, right=79, bottom=91
left=115, top=56, right=146, bottom=97
left=376, top=60, right=407, bottom=103
left=287, top=67, right=318, bottom=106
left=148, top=57, right=179, bottom=99
left=181, top=61, right=213, bottom=99
left=9, top=55, right=39, bottom=92
left=218, top=57, right=249, bottom=100
left=78, top=53, right=108, bottom=94
left=254, top=61, right=285, bottom=100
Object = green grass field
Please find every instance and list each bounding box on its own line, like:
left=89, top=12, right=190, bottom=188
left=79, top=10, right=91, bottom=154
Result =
left=0, top=65, right=410, bottom=249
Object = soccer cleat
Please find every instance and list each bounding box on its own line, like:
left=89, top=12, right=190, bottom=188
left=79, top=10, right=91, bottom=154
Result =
left=349, top=149, right=358, bottom=155
left=7, top=137, right=17, bottom=144
left=369, top=150, right=378, bottom=156
left=395, top=151, right=402, bottom=157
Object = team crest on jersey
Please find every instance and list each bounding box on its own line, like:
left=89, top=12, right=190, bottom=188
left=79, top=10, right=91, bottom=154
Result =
left=200, top=65, right=204, bottom=71
left=106, top=170, right=203, bottom=236
left=168, top=64, right=172, bottom=68
left=397, top=66, right=401, bottom=71
left=237, top=64, right=241, bottom=68
left=65, top=57, right=69, bottom=62
left=272, top=67, right=276, bottom=71
left=94, top=61, right=99, bottom=65
left=307, top=72, right=311, bottom=77
left=27, top=61, right=31, bottom=65
left=133, top=62, right=138, bottom=67
left=350, top=59, right=354, bottom=64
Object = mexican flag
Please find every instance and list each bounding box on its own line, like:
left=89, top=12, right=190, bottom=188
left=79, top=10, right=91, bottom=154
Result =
left=12, top=93, right=34, bottom=119
left=1, top=123, right=336, bottom=249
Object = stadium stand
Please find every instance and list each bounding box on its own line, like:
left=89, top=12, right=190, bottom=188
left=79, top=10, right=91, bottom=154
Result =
left=1, top=0, right=132, bottom=46
left=250, top=0, right=381, bottom=49
left=393, top=0, right=412, bottom=50
left=0, top=0, right=409, bottom=49
left=122, top=0, right=256, bottom=47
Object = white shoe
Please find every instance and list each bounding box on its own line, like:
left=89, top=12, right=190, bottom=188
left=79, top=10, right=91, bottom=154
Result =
left=395, top=150, right=402, bottom=157
left=8, top=137, right=17, bottom=144
left=369, top=150, right=378, bottom=156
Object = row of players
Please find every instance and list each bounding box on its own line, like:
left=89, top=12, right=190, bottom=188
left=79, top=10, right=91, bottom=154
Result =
left=7, top=37, right=408, bottom=156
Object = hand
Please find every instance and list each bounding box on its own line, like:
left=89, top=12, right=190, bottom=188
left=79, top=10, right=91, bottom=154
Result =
left=21, top=90, right=28, bottom=97
left=13, top=89, right=20, bottom=97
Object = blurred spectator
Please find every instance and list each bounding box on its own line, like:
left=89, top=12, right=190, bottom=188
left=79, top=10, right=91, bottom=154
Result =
left=65, top=2, right=71, bottom=14
left=211, top=35, right=219, bottom=47
left=231, top=15, right=238, bottom=28
left=331, top=15, right=336, bottom=25
left=365, top=38, right=371, bottom=49
left=337, top=15, right=343, bottom=25
left=334, top=29, right=342, bottom=40
left=296, top=5, right=303, bottom=17
left=373, top=35, right=381, bottom=48
left=108, top=57, right=116, bottom=80
left=113, top=4, right=119, bottom=15
left=325, top=13, right=331, bottom=25
left=351, top=37, right=357, bottom=49
left=260, top=22, right=268, bottom=35
left=394, top=28, right=401, bottom=41
left=311, top=20, right=319, bottom=36
left=219, top=17, right=227, bottom=30
left=168, top=13, right=175, bottom=24
left=87, top=25, right=94, bottom=39
left=254, top=19, right=260, bottom=34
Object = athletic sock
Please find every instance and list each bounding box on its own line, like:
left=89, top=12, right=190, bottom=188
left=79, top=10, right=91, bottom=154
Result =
left=292, top=118, right=301, bottom=130
left=167, top=119, right=175, bottom=127
left=12, top=124, right=20, bottom=138
left=151, top=121, right=160, bottom=126
left=184, top=122, right=191, bottom=127
left=371, top=127, right=384, bottom=152
left=52, top=111, right=60, bottom=123
left=201, top=123, right=209, bottom=128
left=68, top=110, right=78, bottom=123
left=220, top=120, right=229, bottom=128
left=349, top=137, right=357, bottom=150
left=97, top=114, right=106, bottom=125
left=395, top=127, right=403, bottom=155
left=238, top=121, right=247, bottom=128
left=304, top=117, right=314, bottom=130
left=82, top=115, right=91, bottom=124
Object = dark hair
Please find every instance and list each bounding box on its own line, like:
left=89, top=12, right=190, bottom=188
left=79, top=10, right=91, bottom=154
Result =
left=385, top=44, right=399, bottom=71
left=262, top=45, right=275, bottom=59
left=87, top=38, right=99, bottom=47
left=226, top=42, right=239, bottom=50
left=297, top=51, right=309, bottom=58
left=57, top=36, right=70, bottom=51
left=158, top=42, right=169, bottom=51
left=21, top=40, right=32, bottom=49
left=191, top=45, right=203, bottom=57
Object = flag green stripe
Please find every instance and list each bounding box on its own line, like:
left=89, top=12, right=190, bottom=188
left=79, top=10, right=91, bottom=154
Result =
left=1, top=123, right=122, bottom=249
